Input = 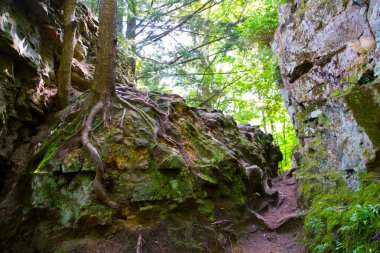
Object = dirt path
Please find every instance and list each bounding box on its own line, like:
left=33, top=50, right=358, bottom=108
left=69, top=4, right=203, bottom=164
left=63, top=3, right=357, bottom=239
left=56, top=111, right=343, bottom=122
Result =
left=233, top=171, right=305, bottom=253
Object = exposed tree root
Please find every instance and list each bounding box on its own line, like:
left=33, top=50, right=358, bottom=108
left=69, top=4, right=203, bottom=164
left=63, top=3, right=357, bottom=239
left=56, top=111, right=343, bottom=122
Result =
left=70, top=84, right=274, bottom=210
left=65, top=86, right=198, bottom=210
left=250, top=210, right=307, bottom=231
left=263, top=176, right=278, bottom=198
left=81, top=101, right=120, bottom=210
left=115, top=89, right=196, bottom=174
left=117, top=95, right=157, bottom=132
left=118, top=108, right=126, bottom=128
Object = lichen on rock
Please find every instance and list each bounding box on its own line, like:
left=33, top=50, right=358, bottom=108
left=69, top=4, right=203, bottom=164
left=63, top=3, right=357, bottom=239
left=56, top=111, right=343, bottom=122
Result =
left=273, top=0, right=380, bottom=187
left=273, top=0, right=380, bottom=251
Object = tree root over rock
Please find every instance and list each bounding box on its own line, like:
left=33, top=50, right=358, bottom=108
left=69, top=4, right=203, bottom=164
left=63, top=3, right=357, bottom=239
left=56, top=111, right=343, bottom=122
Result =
left=64, top=84, right=277, bottom=210
left=77, top=85, right=197, bottom=209
left=81, top=101, right=120, bottom=210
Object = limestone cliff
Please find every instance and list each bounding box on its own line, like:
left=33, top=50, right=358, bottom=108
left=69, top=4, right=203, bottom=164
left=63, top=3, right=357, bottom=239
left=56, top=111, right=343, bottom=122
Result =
left=273, top=0, right=380, bottom=188
left=273, top=1, right=380, bottom=251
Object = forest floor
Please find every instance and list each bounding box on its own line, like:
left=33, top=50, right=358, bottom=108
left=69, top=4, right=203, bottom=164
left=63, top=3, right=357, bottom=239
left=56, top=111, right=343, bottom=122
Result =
left=233, top=171, right=305, bottom=253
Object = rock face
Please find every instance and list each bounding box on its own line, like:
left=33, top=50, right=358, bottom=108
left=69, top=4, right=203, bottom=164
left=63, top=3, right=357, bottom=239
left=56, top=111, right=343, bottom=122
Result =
left=0, top=0, right=134, bottom=229
left=13, top=88, right=281, bottom=252
left=0, top=0, right=97, bottom=200
left=273, top=0, right=380, bottom=188
left=0, top=1, right=282, bottom=252
left=0, top=0, right=132, bottom=196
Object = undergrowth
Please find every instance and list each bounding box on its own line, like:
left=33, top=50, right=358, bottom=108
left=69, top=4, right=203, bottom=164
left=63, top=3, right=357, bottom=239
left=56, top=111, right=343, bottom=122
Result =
left=299, top=169, right=380, bottom=253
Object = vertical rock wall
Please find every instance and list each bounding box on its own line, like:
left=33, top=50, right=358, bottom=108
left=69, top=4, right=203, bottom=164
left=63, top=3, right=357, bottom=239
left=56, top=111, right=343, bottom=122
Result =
left=0, top=0, right=98, bottom=196
left=273, top=0, right=380, bottom=188
left=0, top=0, right=133, bottom=201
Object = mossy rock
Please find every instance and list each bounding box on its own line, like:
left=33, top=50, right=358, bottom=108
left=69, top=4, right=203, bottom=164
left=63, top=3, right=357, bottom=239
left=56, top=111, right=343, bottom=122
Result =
left=26, top=90, right=281, bottom=252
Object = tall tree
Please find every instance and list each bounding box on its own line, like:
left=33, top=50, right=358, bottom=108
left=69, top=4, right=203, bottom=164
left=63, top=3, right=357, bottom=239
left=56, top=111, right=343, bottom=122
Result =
left=82, top=0, right=120, bottom=210
left=92, top=0, right=118, bottom=102
left=57, top=0, right=78, bottom=108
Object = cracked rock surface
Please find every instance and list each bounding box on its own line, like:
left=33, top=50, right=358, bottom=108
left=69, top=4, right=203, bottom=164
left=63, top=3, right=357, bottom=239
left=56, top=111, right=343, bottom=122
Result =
left=273, top=0, right=380, bottom=188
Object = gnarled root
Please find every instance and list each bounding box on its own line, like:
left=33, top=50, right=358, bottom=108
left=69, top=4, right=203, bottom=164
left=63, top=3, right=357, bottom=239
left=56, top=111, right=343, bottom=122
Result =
left=81, top=101, right=120, bottom=210
left=116, top=93, right=195, bottom=172
left=250, top=210, right=307, bottom=231
left=245, top=165, right=278, bottom=198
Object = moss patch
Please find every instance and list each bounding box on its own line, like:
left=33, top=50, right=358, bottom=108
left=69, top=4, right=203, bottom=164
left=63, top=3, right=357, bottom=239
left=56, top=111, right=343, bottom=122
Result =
left=346, top=83, right=380, bottom=147
left=299, top=168, right=380, bottom=252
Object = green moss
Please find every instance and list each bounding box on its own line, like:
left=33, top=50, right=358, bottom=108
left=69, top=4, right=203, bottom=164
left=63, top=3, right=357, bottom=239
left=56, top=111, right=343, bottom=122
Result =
left=300, top=168, right=380, bottom=252
left=196, top=199, right=215, bottom=221
left=34, top=115, right=82, bottom=173
left=319, top=113, right=330, bottom=126
left=160, top=154, right=188, bottom=170
left=34, top=144, right=59, bottom=173
left=32, top=173, right=95, bottom=228
left=32, top=174, right=61, bottom=207
left=346, top=85, right=380, bottom=147
left=331, top=86, right=353, bottom=98
left=131, top=170, right=194, bottom=206
left=53, top=245, right=68, bottom=253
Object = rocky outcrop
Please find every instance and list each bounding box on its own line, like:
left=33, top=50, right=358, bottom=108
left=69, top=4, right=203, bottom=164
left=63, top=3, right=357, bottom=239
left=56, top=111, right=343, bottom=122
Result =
left=0, top=87, right=282, bottom=252
left=0, top=1, right=282, bottom=252
left=273, top=0, right=380, bottom=188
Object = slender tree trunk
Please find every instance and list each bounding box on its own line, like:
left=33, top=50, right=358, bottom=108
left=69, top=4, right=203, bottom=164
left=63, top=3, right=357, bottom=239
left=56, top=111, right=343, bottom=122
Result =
left=57, top=0, right=78, bottom=109
left=93, top=0, right=118, bottom=102
left=271, top=120, right=278, bottom=145
left=83, top=0, right=120, bottom=209
left=262, top=110, right=267, bottom=134
left=117, top=0, right=125, bottom=35
left=282, top=121, right=287, bottom=167
left=126, top=0, right=137, bottom=78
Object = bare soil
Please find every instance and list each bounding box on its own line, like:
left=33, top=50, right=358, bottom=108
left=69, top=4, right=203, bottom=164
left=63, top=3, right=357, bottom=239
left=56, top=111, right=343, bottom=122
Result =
left=233, top=172, right=305, bottom=253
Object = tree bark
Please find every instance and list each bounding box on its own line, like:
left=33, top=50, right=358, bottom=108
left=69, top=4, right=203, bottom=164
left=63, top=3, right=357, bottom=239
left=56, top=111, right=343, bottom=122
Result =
left=126, top=0, right=137, bottom=78
left=93, top=0, right=118, bottom=102
left=83, top=0, right=119, bottom=209
left=57, top=0, right=78, bottom=109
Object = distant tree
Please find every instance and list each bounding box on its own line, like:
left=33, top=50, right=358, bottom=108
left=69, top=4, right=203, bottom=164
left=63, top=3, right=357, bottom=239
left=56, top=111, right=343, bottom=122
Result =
left=125, top=0, right=137, bottom=78
left=57, top=0, right=78, bottom=108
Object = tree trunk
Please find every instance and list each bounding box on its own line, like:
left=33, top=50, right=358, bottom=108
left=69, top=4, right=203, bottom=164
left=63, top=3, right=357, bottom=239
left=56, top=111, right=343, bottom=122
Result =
left=126, top=0, right=137, bottom=79
left=262, top=110, right=267, bottom=134
left=282, top=121, right=287, bottom=168
left=93, top=0, right=118, bottom=102
left=82, top=0, right=119, bottom=209
left=57, top=0, right=78, bottom=109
